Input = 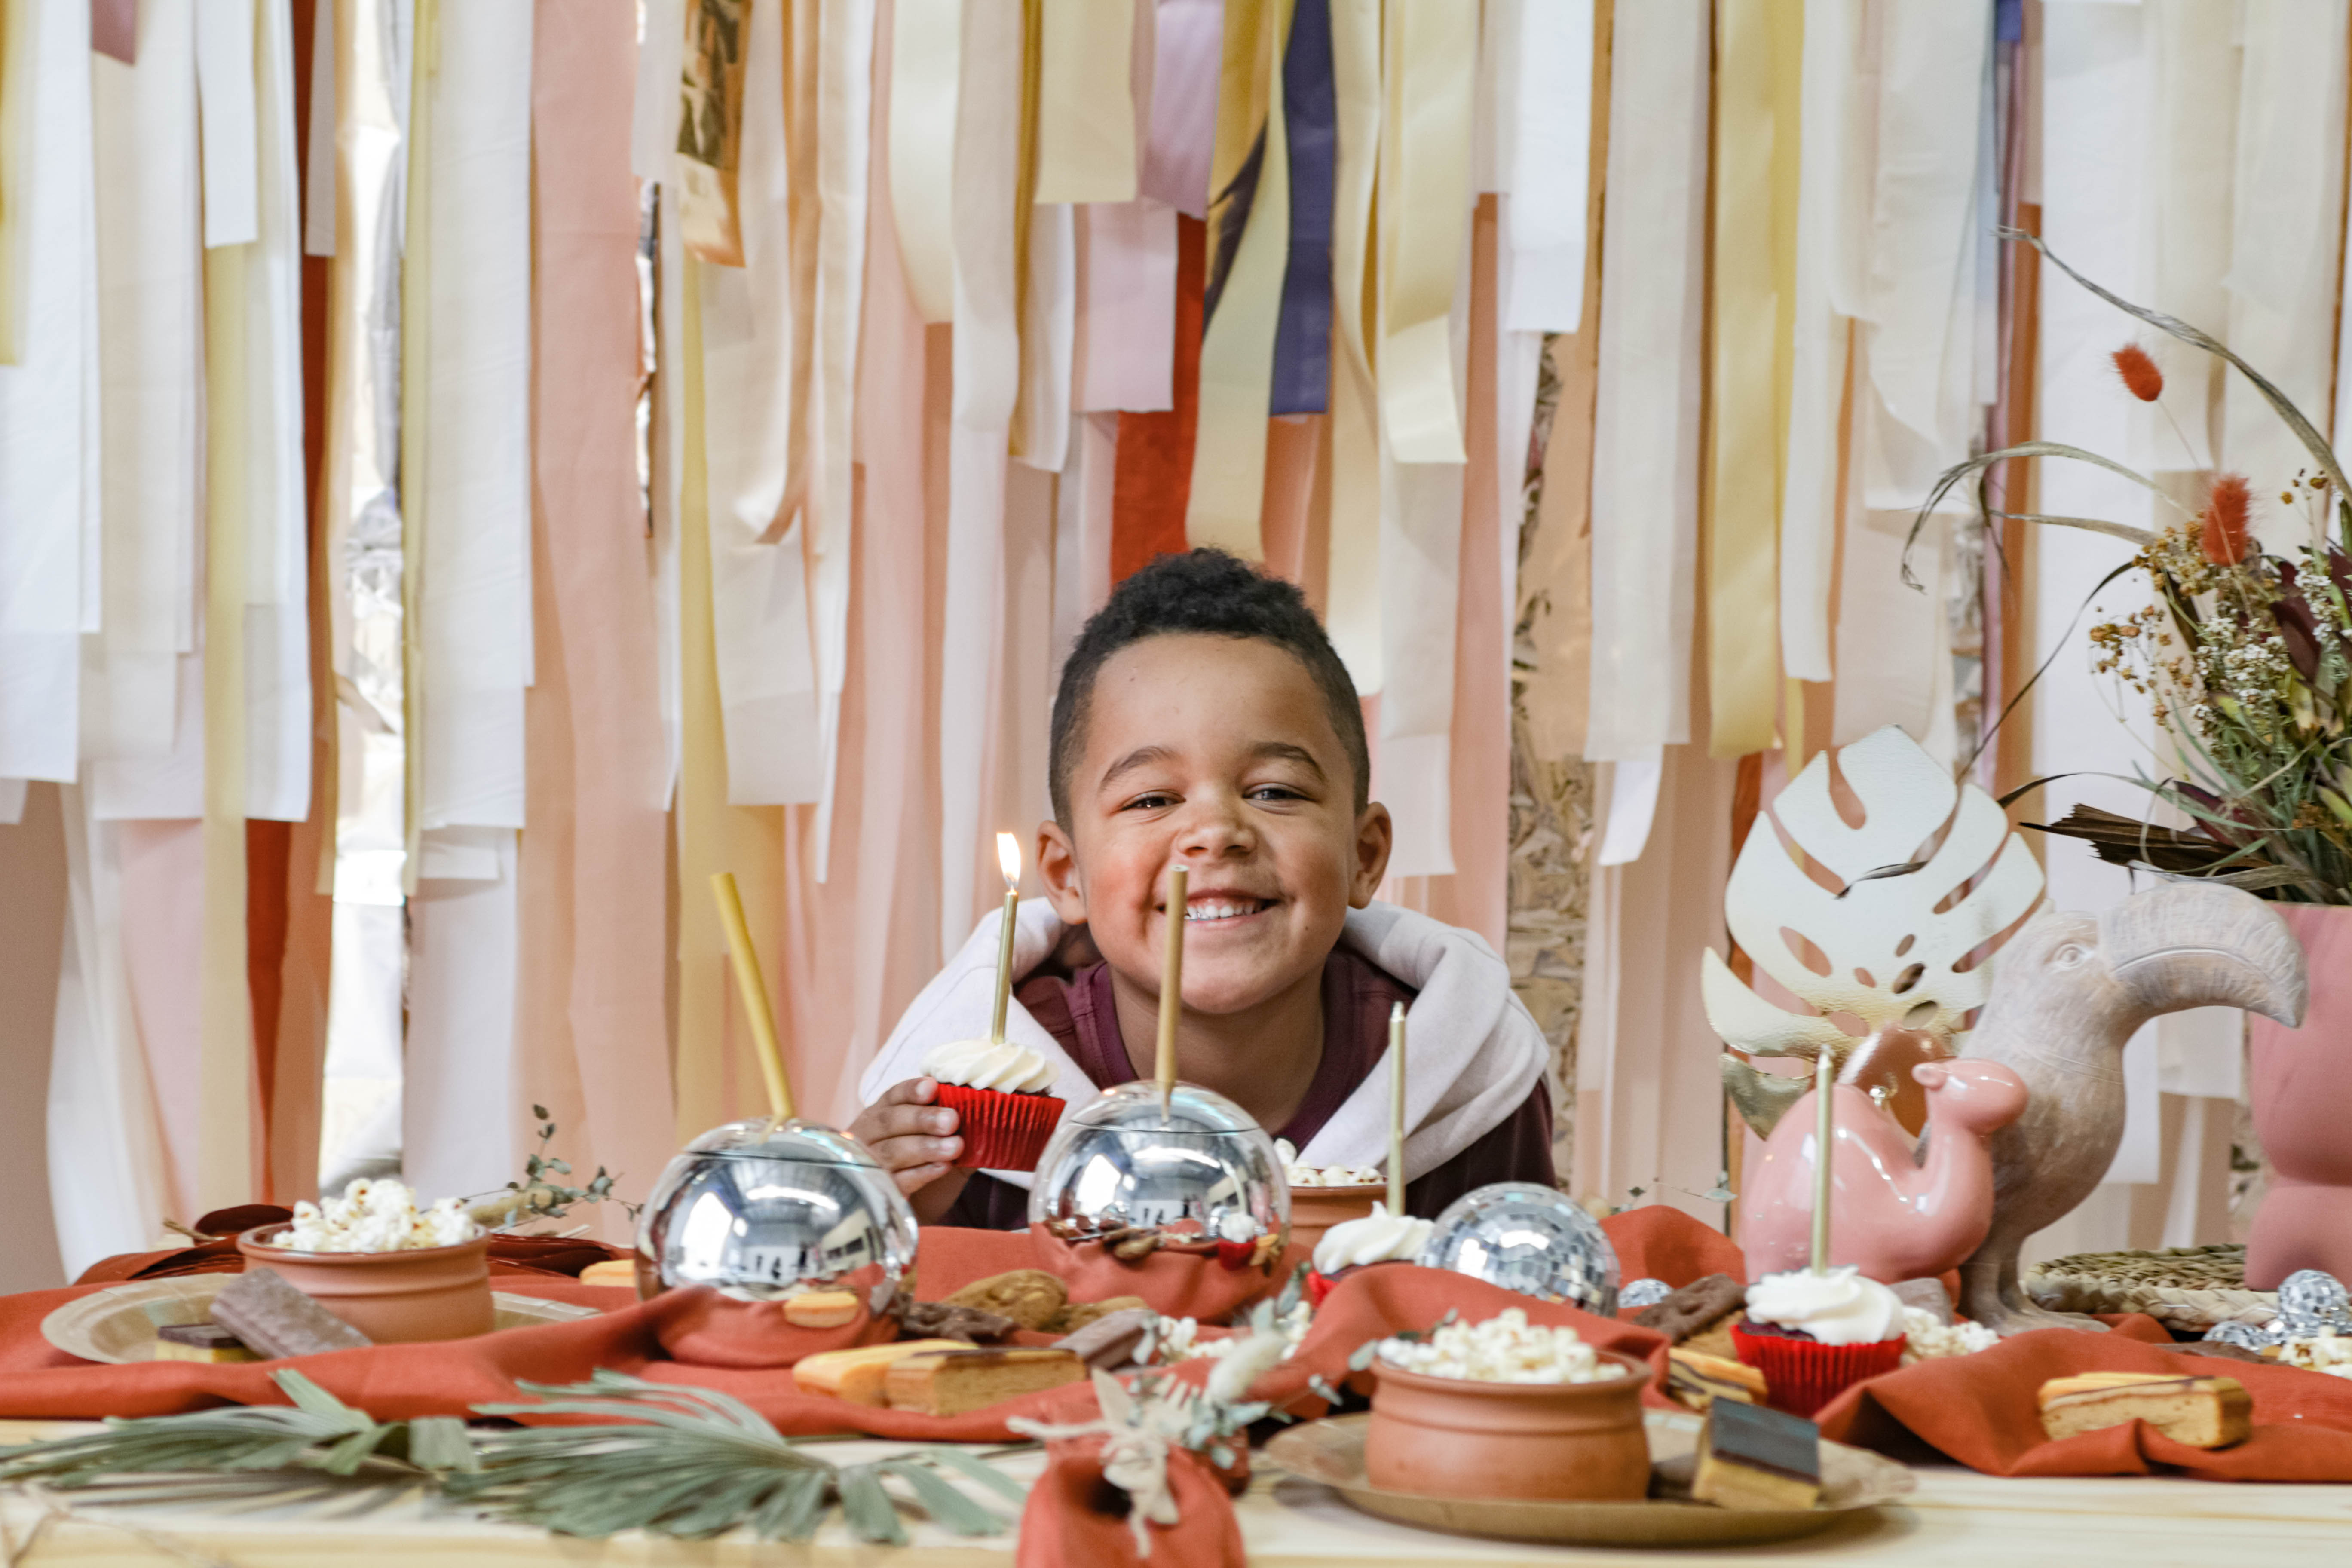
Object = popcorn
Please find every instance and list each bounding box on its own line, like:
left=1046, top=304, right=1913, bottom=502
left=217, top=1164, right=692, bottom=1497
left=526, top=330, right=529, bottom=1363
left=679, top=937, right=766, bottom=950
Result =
left=1899, top=1306, right=1997, bottom=1364
left=1152, top=1298, right=1315, bottom=1366
left=1274, top=1139, right=1383, bottom=1188
left=283, top=1178, right=482, bottom=1253
left=1375, top=1308, right=1616, bottom=1385
left=2278, top=1333, right=2352, bottom=1380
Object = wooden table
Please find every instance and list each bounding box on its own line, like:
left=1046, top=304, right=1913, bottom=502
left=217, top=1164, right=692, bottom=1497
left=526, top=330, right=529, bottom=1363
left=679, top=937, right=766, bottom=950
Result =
left=7, top=1424, right=2352, bottom=1566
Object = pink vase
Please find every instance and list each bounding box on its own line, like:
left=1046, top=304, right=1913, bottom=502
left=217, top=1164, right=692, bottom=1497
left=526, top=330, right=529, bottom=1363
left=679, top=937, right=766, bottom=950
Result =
left=2248, top=904, right=2352, bottom=1289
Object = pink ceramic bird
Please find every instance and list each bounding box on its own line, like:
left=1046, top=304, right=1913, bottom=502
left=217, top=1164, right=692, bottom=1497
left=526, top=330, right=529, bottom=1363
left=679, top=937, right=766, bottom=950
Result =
left=1737, top=1058, right=2029, bottom=1285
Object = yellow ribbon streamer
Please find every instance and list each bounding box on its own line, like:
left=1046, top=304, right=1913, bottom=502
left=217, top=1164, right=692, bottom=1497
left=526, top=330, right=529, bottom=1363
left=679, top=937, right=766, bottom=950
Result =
left=199, top=231, right=256, bottom=1210
left=1033, top=0, right=1136, bottom=203
left=1187, top=0, right=1292, bottom=558
left=677, top=259, right=787, bottom=1141
left=887, top=0, right=959, bottom=322
left=1375, top=0, right=1471, bottom=466
left=1703, top=0, right=1800, bottom=758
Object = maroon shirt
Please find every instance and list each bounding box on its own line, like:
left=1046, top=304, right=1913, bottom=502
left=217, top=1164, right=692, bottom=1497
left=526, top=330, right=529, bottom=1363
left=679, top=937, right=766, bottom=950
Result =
left=939, top=948, right=1556, bottom=1229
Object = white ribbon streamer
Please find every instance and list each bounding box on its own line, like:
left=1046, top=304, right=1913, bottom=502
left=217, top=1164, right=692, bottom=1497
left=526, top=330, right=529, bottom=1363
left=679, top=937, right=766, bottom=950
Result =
left=1584, top=0, right=1706, bottom=762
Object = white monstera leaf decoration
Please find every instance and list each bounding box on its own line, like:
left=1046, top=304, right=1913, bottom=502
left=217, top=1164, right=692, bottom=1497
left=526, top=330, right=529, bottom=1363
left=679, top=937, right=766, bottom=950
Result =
left=1704, top=726, right=2045, bottom=1082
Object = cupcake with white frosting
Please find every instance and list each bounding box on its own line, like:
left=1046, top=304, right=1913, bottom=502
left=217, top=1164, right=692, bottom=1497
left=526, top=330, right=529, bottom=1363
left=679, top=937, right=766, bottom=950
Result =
left=1730, top=1266, right=1908, bottom=1416
left=920, top=1038, right=1063, bottom=1171
left=1306, top=1200, right=1434, bottom=1303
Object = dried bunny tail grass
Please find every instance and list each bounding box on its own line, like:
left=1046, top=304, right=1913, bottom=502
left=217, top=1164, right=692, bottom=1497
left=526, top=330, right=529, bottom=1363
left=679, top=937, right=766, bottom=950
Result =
left=2113, top=343, right=2165, bottom=402
left=2202, top=474, right=2253, bottom=565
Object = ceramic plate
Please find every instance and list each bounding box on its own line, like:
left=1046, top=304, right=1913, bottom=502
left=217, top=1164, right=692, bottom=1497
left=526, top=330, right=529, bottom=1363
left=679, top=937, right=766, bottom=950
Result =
left=1263, top=1408, right=1914, bottom=1548
left=43, top=1277, right=604, bottom=1365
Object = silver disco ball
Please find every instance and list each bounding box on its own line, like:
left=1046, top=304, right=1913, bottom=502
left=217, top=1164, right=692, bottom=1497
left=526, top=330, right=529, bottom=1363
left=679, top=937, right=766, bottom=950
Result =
left=1028, top=1082, right=1289, bottom=1262
left=1416, top=1182, right=1620, bottom=1314
left=635, top=1119, right=919, bottom=1308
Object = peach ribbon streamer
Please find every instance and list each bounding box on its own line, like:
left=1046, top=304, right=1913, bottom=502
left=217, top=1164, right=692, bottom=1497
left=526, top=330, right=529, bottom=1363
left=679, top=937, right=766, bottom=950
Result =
left=1703, top=0, right=1800, bottom=759
left=1186, top=0, right=1293, bottom=560
left=888, top=0, right=959, bottom=322
left=1034, top=0, right=1138, bottom=203
left=517, top=0, right=678, bottom=1232
left=937, top=0, right=1023, bottom=952
left=807, top=0, right=879, bottom=881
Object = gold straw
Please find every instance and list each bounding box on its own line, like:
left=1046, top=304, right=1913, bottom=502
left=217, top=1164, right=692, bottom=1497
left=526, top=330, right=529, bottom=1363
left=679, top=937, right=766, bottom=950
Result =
left=1809, top=1049, right=1835, bottom=1274
left=709, top=872, right=795, bottom=1121
left=988, top=834, right=1021, bottom=1044
left=1156, top=865, right=1187, bottom=1113
left=1387, top=1002, right=1407, bottom=1213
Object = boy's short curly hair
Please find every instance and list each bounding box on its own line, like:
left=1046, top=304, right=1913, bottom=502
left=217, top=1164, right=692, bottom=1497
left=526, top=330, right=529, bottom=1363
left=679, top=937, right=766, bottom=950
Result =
left=1050, top=549, right=1370, bottom=825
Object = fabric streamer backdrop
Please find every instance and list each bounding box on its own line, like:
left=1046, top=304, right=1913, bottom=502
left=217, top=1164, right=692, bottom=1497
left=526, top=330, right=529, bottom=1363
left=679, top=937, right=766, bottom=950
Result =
left=0, top=0, right=2305, bottom=1280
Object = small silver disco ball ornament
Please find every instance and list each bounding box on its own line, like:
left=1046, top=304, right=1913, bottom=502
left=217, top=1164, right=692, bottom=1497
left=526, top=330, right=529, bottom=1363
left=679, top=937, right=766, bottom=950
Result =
left=1416, top=1182, right=1620, bottom=1314
left=635, top=1119, right=919, bottom=1307
left=1028, top=1082, right=1289, bottom=1265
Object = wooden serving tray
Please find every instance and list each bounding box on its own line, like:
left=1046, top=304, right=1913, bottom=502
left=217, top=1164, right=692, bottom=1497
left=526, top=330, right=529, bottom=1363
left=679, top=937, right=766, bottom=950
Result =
left=43, top=1277, right=603, bottom=1364
left=1264, top=1408, right=1913, bottom=1548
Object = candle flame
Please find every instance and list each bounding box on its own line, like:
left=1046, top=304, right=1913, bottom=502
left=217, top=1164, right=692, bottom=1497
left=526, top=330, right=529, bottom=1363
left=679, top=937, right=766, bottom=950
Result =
left=996, top=832, right=1021, bottom=890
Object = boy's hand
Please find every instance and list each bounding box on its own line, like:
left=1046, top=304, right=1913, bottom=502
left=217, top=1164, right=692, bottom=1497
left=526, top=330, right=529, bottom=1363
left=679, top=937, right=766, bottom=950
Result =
left=849, top=1079, right=968, bottom=1211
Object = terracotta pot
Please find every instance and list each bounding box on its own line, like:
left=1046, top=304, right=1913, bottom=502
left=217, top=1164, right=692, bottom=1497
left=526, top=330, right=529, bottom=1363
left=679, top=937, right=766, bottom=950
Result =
left=1286, top=1185, right=1385, bottom=1259
left=2248, top=904, right=2352, bottom=1289
left=236, top=1227, right=496, bottom=1343
left=1364, top=1350, right=1652, bottom=1501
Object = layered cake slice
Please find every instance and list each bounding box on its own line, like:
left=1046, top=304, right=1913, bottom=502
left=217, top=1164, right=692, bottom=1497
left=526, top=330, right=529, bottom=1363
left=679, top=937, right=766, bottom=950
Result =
left=2036, top=1372, right=2251, bottom=1449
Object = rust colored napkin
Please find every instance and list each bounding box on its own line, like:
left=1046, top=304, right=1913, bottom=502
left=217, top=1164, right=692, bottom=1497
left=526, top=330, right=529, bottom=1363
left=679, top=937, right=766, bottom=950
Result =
left=1818, top=1320, right=2352, bottom=1479
left=1598, top=1203, right=1746, bottom=1288
left=0, top=1283, right=1096, bottom=1438
left=1017, top=1435, right=1246, bottom=1568
left=1027, top=1224, right=1308, bottom=1324
left=1246, top=1264, right=1670, bottom=1416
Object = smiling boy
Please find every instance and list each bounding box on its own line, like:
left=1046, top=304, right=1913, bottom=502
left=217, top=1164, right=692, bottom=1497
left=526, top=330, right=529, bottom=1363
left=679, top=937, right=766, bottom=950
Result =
left=853, top=549, right=1555, bottom=1226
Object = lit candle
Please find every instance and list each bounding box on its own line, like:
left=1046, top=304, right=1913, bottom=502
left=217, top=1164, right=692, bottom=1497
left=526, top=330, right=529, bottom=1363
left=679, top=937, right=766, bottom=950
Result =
left=987, top=833, right=1021, bottom=1045
left=1387, top=1002, right=1407, bottom=1213
left=1156, top=864, right=1188, bottom=1113
left=1809, top=1049, right=1835, bottom=1275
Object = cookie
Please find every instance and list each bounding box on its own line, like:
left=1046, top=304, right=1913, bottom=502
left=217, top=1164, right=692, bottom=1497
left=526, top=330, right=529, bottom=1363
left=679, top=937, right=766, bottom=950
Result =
left=943, top=1269, right=1068, bottom=1332
left=1632, top=1273, right=1747, bottom=1344
left=899, top=1299, right=1020, bottom=1344
left=1047, top=1295, right=1151, bottom=1334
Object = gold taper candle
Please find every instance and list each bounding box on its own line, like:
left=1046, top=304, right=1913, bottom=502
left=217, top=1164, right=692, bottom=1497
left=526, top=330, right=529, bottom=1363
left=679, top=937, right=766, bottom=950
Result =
left=988, top=833, right=1021, bottom=1044
left=1809, top=1049, right=1835, bottom=1274
left=1156, top=864, right=1187, bottom=1112
left=709, top=872, right=795, bottom=1121
left=1387, top=1002, right=1407, bottom=1213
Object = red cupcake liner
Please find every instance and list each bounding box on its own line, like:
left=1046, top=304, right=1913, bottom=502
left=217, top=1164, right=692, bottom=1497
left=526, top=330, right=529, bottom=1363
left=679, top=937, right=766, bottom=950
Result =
left=1730, top=1323, right=1905, bottom=1418
left=935, top=1084, right=1063, bottom=1172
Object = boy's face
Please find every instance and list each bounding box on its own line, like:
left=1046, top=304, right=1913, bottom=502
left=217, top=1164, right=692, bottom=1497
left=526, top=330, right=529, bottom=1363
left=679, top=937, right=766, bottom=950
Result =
left=1038, top=634, right=1392, bottom=1017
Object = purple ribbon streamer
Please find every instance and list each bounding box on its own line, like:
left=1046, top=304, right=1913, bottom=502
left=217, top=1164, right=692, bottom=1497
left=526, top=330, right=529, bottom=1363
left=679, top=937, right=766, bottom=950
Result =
left=1269, top=0, right=1335, bottom=416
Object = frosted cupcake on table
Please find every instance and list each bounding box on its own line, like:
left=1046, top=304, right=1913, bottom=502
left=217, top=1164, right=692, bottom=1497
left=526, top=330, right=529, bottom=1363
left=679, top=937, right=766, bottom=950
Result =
left=1306, top=1200, right=1434, bottom=1303
left=1730, top=1265, right=1909, bottom=1416
left=918, top=1038, right=1065, bottom=1171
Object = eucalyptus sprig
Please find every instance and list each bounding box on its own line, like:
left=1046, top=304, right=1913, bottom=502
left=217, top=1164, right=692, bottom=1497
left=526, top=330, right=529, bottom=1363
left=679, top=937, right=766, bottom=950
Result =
left=0, top=1372, right=474, bottom=1488
left=449, top=1370, right=1026, bottom=1545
